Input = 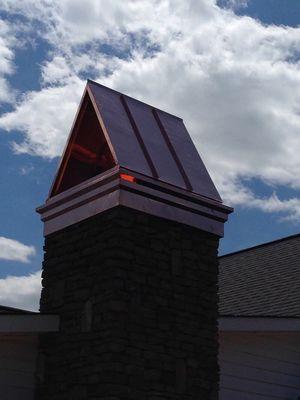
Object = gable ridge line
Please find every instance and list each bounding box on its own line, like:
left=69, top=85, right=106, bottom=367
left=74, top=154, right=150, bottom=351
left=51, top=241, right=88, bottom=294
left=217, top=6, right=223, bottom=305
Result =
left=86, top=85, right=119, bottom=164
left=50, top=86, right=118, bottom=197
left=87, top=79, right=183, bottom=121
left=219, top=232, right=300, bottom=259
left=49, top=85, right=90, bottom=198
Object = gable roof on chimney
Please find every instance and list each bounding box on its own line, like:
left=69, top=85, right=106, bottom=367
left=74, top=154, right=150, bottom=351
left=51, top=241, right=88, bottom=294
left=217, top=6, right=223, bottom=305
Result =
left=37, top=80, right=232, bottom=236
left=50, top=80, right=221, bottom=202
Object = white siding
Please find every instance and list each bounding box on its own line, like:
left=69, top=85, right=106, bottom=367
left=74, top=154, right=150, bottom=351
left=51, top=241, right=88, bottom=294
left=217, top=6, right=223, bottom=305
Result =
left=0, top=330, right=299, bottom=399
left=219, top=332, right=300, bottom=400
left=0, top=334, right=38, bottom=400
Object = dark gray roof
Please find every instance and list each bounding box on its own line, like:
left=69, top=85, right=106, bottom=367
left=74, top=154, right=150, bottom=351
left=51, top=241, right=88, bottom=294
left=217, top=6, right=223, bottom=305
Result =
left=219, top=234, right=300, bottom=317
left=0, top=305, right=37, bottom=314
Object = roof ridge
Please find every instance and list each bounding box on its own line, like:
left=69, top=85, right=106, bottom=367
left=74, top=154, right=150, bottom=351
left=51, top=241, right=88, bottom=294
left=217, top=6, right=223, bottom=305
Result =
left=0, top=304, right=37, bottom=314
left=87, top=79, right=183, bottom=120
left=219, top=232, right=300, bottom=259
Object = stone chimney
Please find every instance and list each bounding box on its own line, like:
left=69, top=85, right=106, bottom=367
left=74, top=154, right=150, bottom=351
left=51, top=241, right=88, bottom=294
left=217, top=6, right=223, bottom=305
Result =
left=35, top=80, right=232, bottom=399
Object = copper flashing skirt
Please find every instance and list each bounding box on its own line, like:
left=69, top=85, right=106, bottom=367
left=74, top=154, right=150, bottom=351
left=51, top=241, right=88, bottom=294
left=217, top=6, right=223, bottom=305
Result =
left=37, top=166, right=232, bottom=237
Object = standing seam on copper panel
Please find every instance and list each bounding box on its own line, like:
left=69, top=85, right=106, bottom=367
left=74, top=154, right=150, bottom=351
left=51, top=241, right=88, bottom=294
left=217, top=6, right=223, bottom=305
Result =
left=120, top=94, right=159, bottom=179
left=152, top=109, right=193, bottom=191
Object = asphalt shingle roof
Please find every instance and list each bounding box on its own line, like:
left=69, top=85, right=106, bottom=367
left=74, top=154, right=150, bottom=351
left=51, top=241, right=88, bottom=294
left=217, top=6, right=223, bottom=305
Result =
left=1, top=234, right=299, bottom=318
left=219, top=234, right=300, bottom=317
left=0, top=305, right=37, bottom=314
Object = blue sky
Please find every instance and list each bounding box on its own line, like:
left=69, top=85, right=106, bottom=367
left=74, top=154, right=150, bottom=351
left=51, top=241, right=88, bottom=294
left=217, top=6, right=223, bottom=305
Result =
left=1, top=0, right=300, bottom=310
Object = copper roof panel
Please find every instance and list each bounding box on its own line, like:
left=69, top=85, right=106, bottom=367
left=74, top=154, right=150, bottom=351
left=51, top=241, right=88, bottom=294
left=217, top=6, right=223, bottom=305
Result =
left=156, top=109, right=221, bottom=201
left=88, top=80, right=221, bottom=202
left=42, top=80, right=232, bottom=236
left=88, top=82, right=152, bottom=177
left=123, top=95, right=186, bottom=188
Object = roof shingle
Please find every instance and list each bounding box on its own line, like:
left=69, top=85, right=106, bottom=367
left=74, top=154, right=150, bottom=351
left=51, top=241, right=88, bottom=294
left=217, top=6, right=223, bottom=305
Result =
left=219, top=234, right=300, bottom=317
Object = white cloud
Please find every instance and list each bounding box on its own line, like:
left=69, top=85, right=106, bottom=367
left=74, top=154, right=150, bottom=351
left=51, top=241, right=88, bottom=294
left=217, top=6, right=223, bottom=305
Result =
left=221, top=0, right=249, bottom=10
left=1, top=76, right=84, bottom=157
left=0, top=236, right=36, bottom=263
left=41, top=56, right=74, bottom=85
left=0, top=19, right=17, bottom=103
left=1, top=0, right=300, bottom=220
left=218, top=178, right=300, bottom=221
left=0, top=271, right=41, bottom=311
left=19, top=164, right=34, bottom=175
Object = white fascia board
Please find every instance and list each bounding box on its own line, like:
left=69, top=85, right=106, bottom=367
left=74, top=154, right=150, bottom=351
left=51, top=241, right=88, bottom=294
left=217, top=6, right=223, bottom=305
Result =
left=0, top=315, right=59, bottom=333
left=219, top=317, right=300, bottom=332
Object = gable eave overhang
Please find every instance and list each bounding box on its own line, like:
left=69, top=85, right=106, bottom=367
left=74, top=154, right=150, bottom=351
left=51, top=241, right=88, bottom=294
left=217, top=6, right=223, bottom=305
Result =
left=48, top=83, right=118, bottom=199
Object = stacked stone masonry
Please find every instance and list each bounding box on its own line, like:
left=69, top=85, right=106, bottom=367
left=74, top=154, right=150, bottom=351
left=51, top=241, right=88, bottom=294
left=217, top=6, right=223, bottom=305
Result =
left=36, top=206, right=220, bottom=400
